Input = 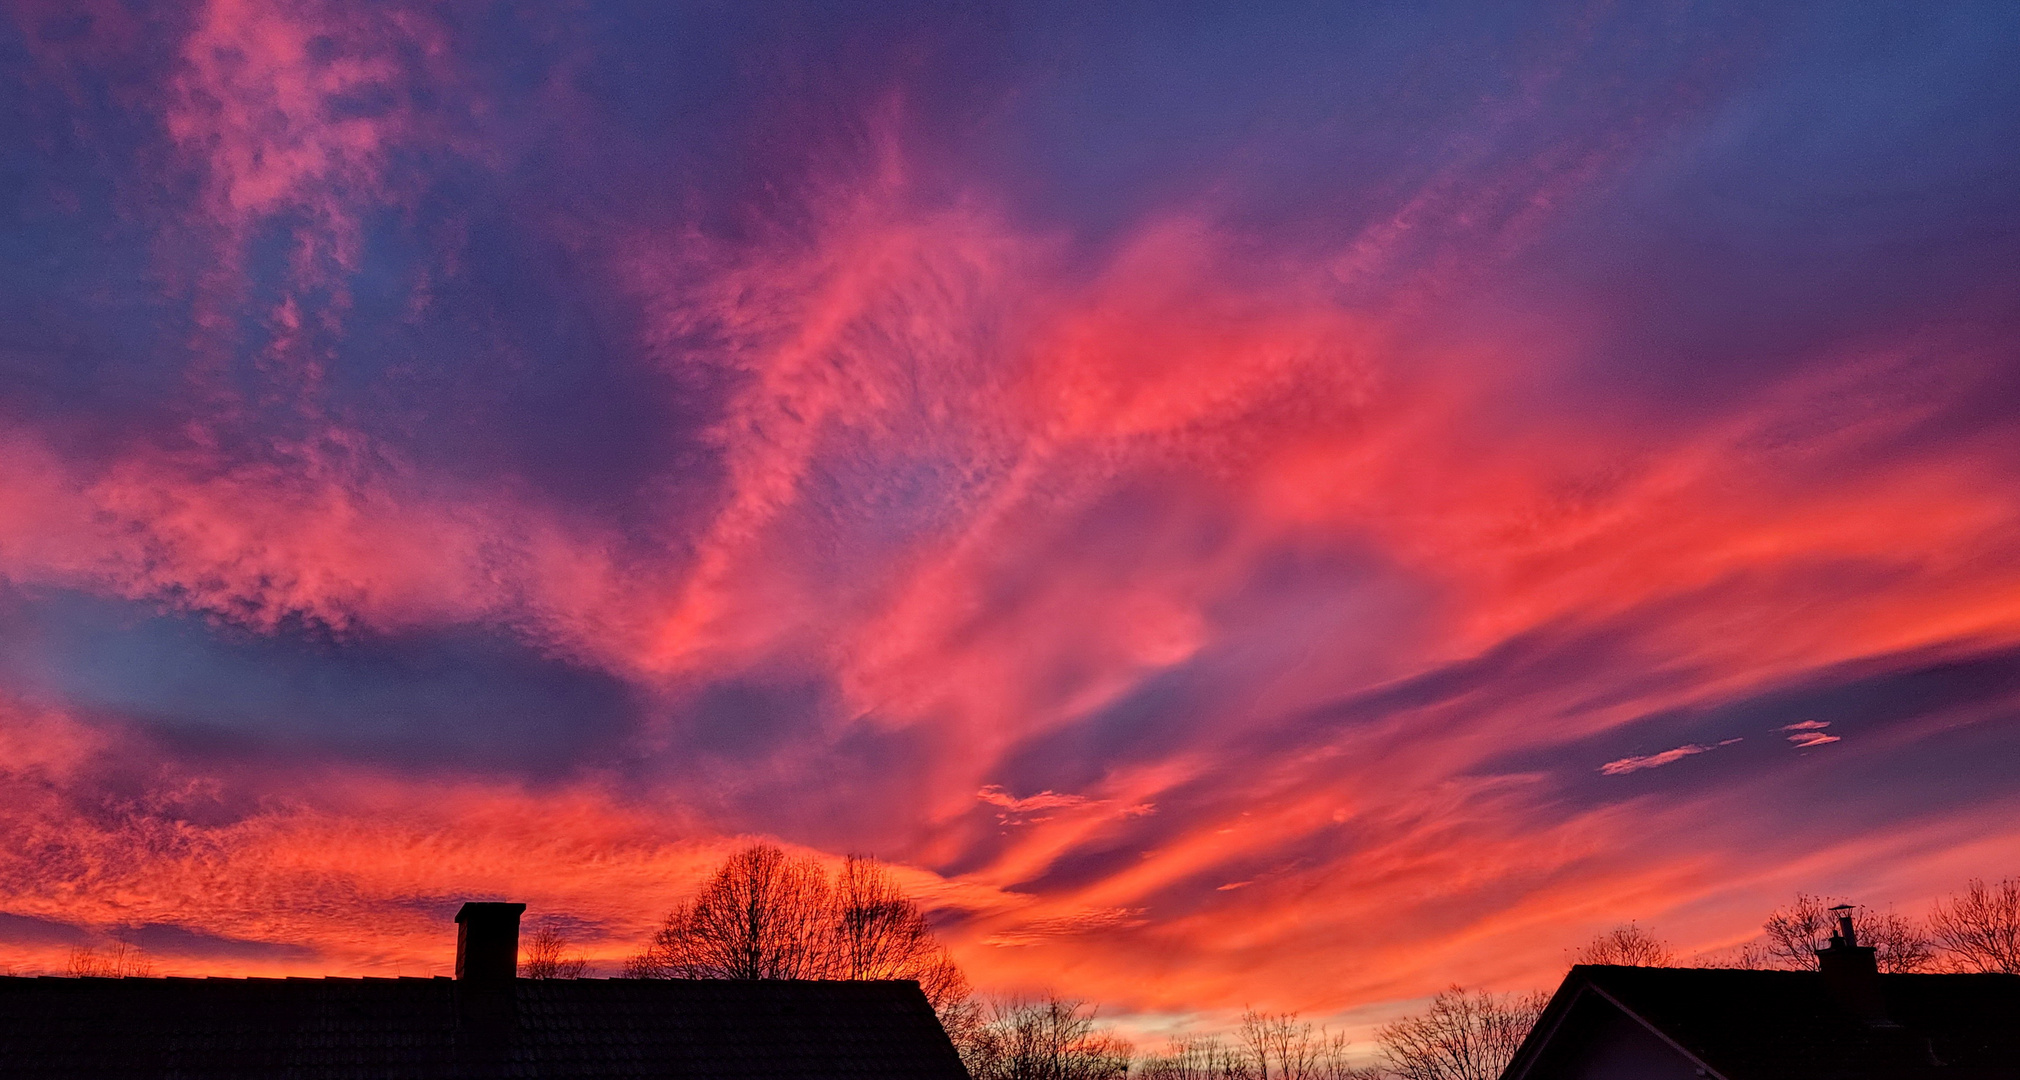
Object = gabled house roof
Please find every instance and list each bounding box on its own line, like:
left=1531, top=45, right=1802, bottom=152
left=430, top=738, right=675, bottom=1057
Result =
left=1501, top=965, right=2020, bottom=1080
left=0, top=974, right=970, bottom=1079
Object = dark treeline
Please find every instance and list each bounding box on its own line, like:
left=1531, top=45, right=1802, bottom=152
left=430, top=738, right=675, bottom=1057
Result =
left=582, top=845, right=2019, bottom=1079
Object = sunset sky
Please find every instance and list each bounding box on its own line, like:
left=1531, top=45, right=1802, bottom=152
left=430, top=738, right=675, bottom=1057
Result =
left=3, top=0, right=2019, bottom=1041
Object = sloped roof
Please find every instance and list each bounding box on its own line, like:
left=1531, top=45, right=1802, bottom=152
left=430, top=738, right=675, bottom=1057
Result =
left=0, top=975, right=971, bottom=1079
left=1503, top=965, right=2020, bottom=1080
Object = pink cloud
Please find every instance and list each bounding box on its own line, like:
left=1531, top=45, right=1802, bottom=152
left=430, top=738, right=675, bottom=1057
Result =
left=977, top=786, right=1156, bottom=826
left=1599, top=744, right=1713, bottom=776
left=1780, top=720, right=1840, bottom=748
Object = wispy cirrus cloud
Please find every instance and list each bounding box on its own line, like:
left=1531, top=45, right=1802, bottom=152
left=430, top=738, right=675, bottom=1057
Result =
left=1781, top=720, right=1842, bottom=749
left=983, top=907, right=1151, bottom=948
left=977, top=786, right=1156, bottom=826
left=1600, top=737, right=1743, bottom=775
left=1600, top=744, right=1705, bottom=776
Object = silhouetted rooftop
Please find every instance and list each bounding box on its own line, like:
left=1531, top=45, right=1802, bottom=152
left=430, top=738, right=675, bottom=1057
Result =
left=1504, top=965, right=2020, bottom=1080
left=0, top=975, right=970, bottom=1079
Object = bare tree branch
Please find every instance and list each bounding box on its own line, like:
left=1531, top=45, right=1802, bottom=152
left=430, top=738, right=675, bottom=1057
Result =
left=521, top=922, right=589, bottom=978
left=1761, top=894, right=1935, bottom=972
left=1571, top=924, right=1674, bottom=967
left=1860, top=909, right=1938, bottom=973
left=627, top=843, right=835, bottom=979
left=626, top=843, right=976, bottom=1033
left=961, top=997, right=1132, bottom=1080
left=1929, top=878, right=2020, bottom=974
left=66, top=943, right=152, bottom=978
left=1761, top=893, right=1838, bottom=970
left=1136, top=1035, right=1257, bottom=1080
left=1375, top=987, right=1545, bottom=1080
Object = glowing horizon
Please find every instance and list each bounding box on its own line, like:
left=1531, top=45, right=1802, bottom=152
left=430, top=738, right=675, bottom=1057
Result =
left=2, top=0, right=2018, bottom=1041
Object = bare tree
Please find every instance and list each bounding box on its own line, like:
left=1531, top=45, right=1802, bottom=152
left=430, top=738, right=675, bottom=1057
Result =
left=912, top=947, right=978, bottom=1022
left=1761, top=893, right=1837, bottom=969
left=1235, top=1011, right=1364, bottom=1080
left=1240, top=1011, right=1296, bottom=1080
left=962, top=997, right=1133, bottom=1080
left=1241, top=1013, right=1314, bottom=1080
left=1572, top=924, right=1674, bottom=967
left=831, top=855, right=973, bottom=1012
left=627, top=843, right=836, bottom=979
left=1861, top=909, right=1937, bottom=973
left=1142, top=1016, right=1374, bottom=1080
left=627, top=843, right=975, bottom=1032
left=1137, top=1036, right=1256, bottom=1080
left=1304, top=1032, right=1368, bottom=1080
left=1761, top=895, right=1935, bottom=972
left=833, top=854, right=931, bottom=978
left=1928, top=878, right=2020, bottom=974
left=67, top=943, right=152, bottom=978
left=521, top=922, right=589, bottom=979
left=1375, top=987, right=1546, bottom=1080
left=1695, top=941, right=1778, bottom=970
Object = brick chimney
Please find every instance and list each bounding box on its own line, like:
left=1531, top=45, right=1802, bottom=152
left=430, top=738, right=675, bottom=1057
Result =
left=1816, top=904, right=1888, bottom=1024
left=455, top=902, right=526, bottom=981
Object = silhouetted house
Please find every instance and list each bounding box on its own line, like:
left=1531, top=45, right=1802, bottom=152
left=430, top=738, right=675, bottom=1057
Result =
left=1501, top=915, right=2020, bottom=1080
left=0, top=902, right=970, bottom=1079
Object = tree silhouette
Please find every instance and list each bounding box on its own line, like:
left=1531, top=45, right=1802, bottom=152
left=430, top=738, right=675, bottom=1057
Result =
left=1374, top=987, right=1545, bottom=1080
left=626, top=843, right=972, bottom=1019
left=66, top=943, right=152, bottom=978
left=1236, top=1011, right=1361, bottom=1080
left=1136, top=1035, right=1255, bottom=1080
left=1762, top=894, right=1934, bottom=972
left=830, top=854, right=972, bottom=1011
left=521, top=922, right=588, bottom=978
left=1571, top=924, right=1674, bottom=967
left=961, top=997, right=1132, bottom=1080
left=1928, top=878, right=2020, bottom=974
left=627, top=843, right=836, bottom=980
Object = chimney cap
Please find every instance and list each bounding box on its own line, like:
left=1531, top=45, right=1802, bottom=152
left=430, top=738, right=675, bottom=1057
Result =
left=456, top=901, right=527, bottom=923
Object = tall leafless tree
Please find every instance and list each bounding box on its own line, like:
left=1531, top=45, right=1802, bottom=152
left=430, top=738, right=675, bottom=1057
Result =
left=1761, top=894, right=1935, bottom=972
left=829, top=854, right=972, bottom=1012
left=521, top=922, right=589, bottom=978
left=1374, top=987, right=1546, bottom=1080
left=1240, top=1011, right=1295, bottom=1080
left=961, top=997, right=1132, bottom=1080
left=833, top=854, right=927, bottom=978
left=1571, top=924, right=1675, bottom=967
left=1235, top=1011, right=1363, bottom=1080
left=627, top=843, right=836, bottom=979
left=1928, top=878, right=2020, bottom=974
left=626, top=843, right=974, bottom=1029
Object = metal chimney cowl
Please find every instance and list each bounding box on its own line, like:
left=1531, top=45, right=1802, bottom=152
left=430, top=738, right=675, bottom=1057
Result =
left=455, top=902, right=526, bottom=981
